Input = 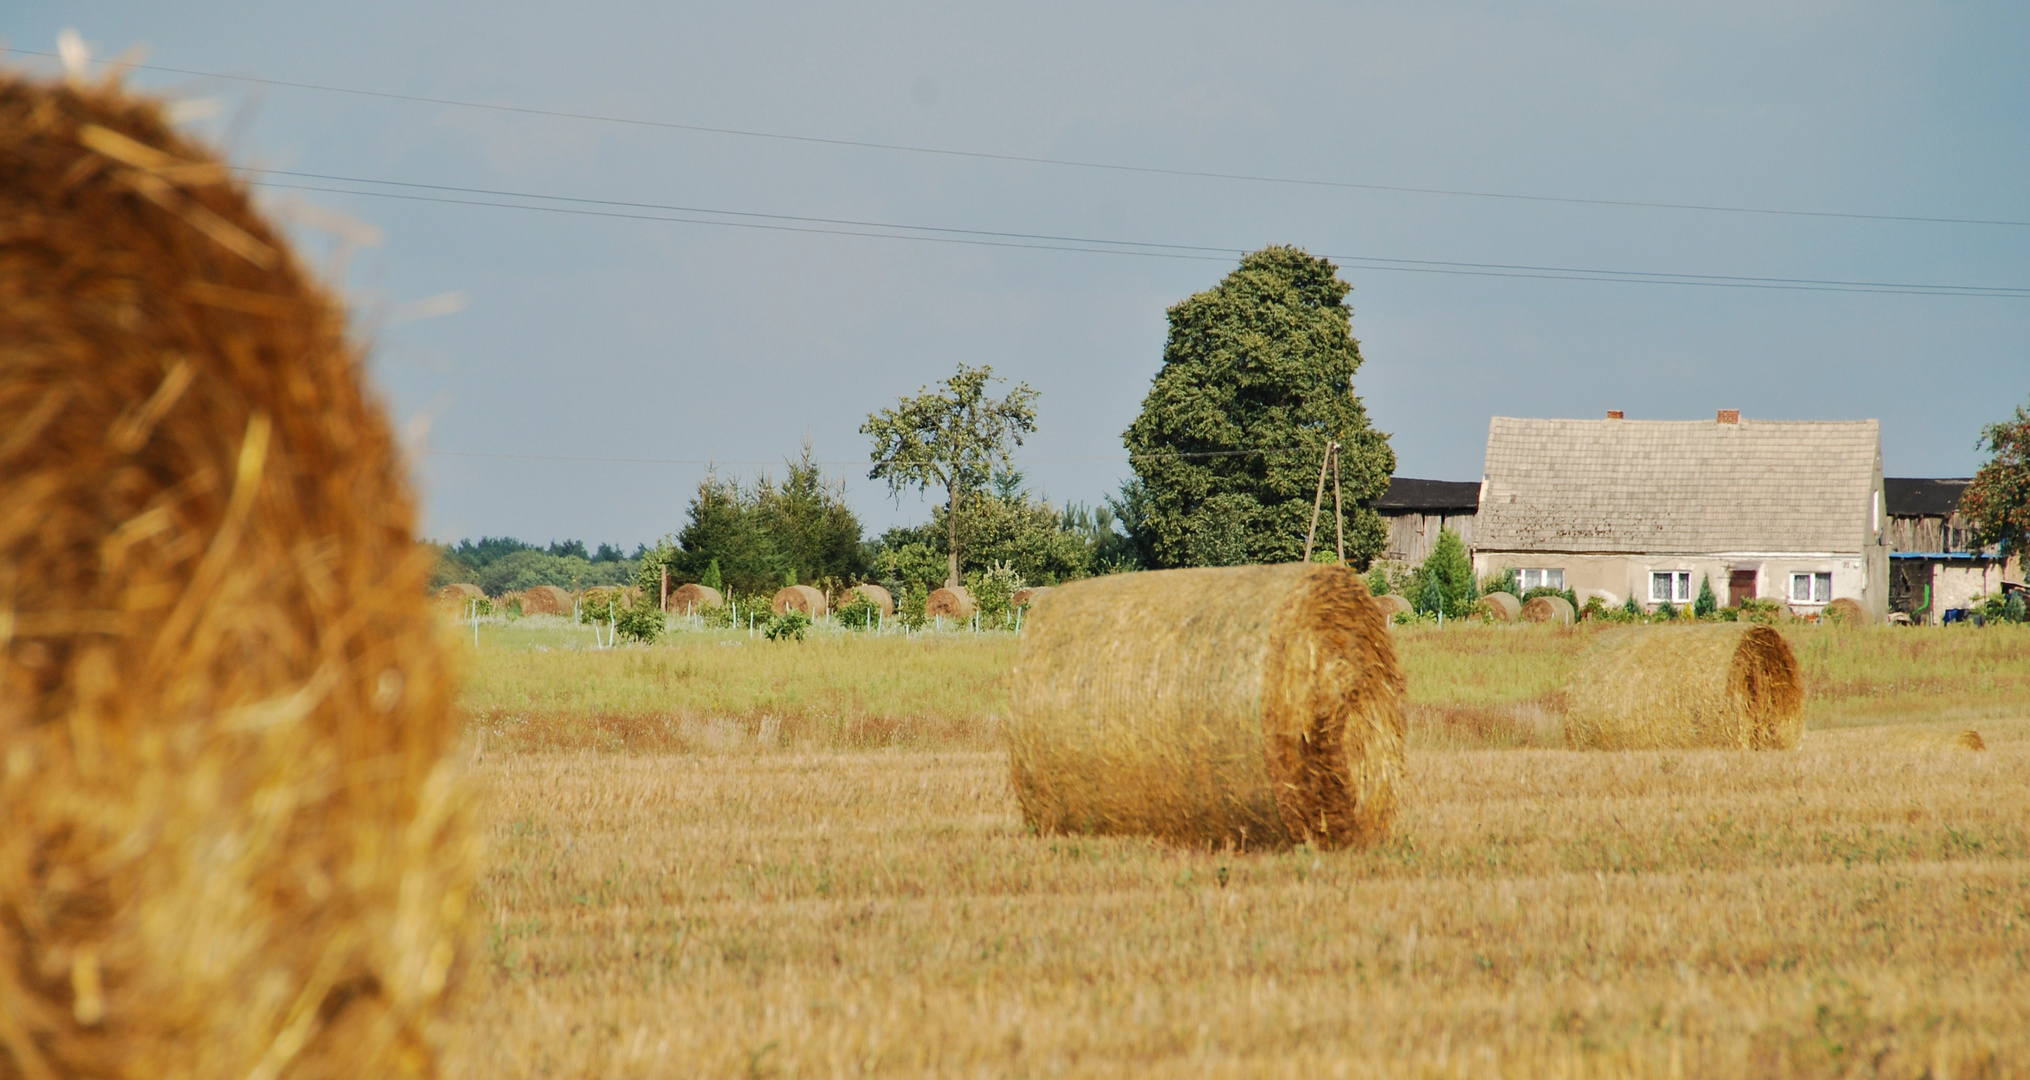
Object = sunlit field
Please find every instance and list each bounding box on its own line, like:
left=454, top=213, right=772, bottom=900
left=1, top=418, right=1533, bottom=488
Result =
left=446, top=619, right=2030, bottom=1078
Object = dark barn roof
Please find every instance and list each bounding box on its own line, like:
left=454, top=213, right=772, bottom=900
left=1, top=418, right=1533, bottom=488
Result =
left=1885, top=477, right=1970, bottom=518
left=1373, top=477, right=1481, bottom=513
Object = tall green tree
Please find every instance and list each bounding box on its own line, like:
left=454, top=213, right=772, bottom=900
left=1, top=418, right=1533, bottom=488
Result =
left=754, top=442, right=868, bottom=588
left=1962, top=396, right=2030, bottom=557
left=863, top=364, right=1039, bottom=587
left=1122, top=246, right=1395, bottom=568
left=1418, top=528, right=1477, bottom=618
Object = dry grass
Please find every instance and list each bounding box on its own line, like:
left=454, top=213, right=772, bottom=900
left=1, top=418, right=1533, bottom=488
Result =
left=449, top=729, right=2030, bottom=1078
left=1563, top=626, right=1803, bottom=751
left=439, top=621, right=2030, bottom=1077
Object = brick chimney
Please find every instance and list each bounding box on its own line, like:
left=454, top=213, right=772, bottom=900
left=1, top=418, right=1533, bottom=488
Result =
left=1606, top=410, right=1624, bottom=420
left=1717, top=409, right=1740, bottom=424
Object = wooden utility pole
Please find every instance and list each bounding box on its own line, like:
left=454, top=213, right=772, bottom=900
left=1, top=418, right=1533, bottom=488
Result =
left=1303, top=441, right=1345, bottom=565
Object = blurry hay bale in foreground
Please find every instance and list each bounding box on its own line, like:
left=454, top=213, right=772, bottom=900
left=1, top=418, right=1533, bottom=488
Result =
left=1372, top=593, right=1412, bottom=620
left=1825, top=597, right=1870, bottom=624
left=1476, top=591, right=1519, bottom=621
left=840, top=583, right=893, bottom=616
left=772, top=584, right=826, bottom=617
left=1564, top=625, right=1804, bottom=750
left=1008, top=564, right=1404, bottom=851
left=926, top=585, right=975, bottom=620
left=666, top=582, right=722, bottom=614
left=436, top=582, right=483, bottom=608
left=1522, top=595, right=1574, bottom=625
left=0, top=74, right=476, bottom=1078
left=519, top=583, right=572, bottom=616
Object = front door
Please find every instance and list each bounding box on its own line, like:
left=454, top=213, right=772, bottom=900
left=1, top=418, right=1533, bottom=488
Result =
left=1729, top=569, right=1758, bottom=607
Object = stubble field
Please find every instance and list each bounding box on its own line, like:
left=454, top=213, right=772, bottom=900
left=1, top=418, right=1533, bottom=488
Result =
left=444, top=621, right=2030, bottom=1078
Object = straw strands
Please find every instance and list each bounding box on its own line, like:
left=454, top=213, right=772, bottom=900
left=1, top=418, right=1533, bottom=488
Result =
left=1372, top=594, right=1412, bottom=619
left=436, top=582, right=483, bottom=607
left=840, top=583, right=893, bottom=616
left=1007, top=564, right=1405, bottom=851
left=926, top=586, right=975, bottom=620
left=519, top=584, right=572, bottom=616
left=1476, top=591, right=1520, bottom=622
left=1521, top=595, right=1574, bottom=625
left=773, top=584, right=826, bottom=617
left=1563, top=625, right=1805, bottom=750
left=1826, top=597, right=1869, bottom=625
left=0, top=75, right=475, bottom=1078
left=666, top=583, right=723, bottom=614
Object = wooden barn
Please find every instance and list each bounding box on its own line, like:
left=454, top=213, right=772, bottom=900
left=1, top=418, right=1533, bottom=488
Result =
left=1885, top=477, right=2022, bottom=621
left=1371, top=477, right=1480, bottom=565
left=1471, top=410, right=1889, bottom=616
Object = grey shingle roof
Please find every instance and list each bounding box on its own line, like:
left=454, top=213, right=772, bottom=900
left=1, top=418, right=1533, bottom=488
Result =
left=1476, top=417, right=1880, bottom=554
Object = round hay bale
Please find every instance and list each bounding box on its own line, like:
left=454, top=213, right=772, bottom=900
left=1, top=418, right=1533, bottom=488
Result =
left=1008, top=564, right=1405, bottom=851
left=0, top=75, right=475, bottom=1077
left=1372, top=593, right=1413, bottom=619
left=1824, top=597, right=1870, bottom=625
left=520, top=583, right=572, bottom=616
left=1011, top=586, right=1050, bottom=609
left=1476, top=591, right=1521, bottom=622
left=437, top=581, right=483, bottom=607
left=1521, top=594, right=1575, bottom=625
left=773, top=584, right=827, bottom=616
left=666, top=582, right=724, bottom=614
left=838, top=583, right=894, bottom=616
left=1564, top=625, right=1804, bottom=750
left=925, top=585, right=975, bottom=620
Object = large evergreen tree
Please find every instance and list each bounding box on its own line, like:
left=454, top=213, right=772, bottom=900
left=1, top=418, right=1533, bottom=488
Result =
left=1123, top=246, right=1395, bottom=568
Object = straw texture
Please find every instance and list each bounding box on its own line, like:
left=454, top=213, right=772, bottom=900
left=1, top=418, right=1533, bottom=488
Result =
left=1007, top=564, right=1405, bottom=851
left=0, top=75, right=476, bottom=1079
left=1825, top=597, right=1869, bottom=625
left=665, top=583, right=722, bottom=614
left=436, top=583, right=483, bottom=608
left=519, top=584, right=571, bottom=616
left=925, top=586, right=975, bottom=620
left=1563, top=625, right=1804, bottom=750
left=1372, top=594, right=1412, bottom=619
left=1521, top=595, right=1574, bottom=625
left=1476, top=591, right=1520, bottom=622
left=1011, top=587, right=1049, bottom=610
left=772, top=585, right=826, bottom=617
left=840, top=584, right=893, bottom=616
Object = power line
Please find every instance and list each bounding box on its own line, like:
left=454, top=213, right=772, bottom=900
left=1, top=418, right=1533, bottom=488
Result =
left=253, top=172, right=2030, bottom=297
left=427, top=447, right=1314, bottom=467
left=14, top=45, right=2029, bottom=231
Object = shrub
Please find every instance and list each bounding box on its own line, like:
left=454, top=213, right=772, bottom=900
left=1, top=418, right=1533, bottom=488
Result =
left=1580, top=595, right=1609, bottom=621
left=613, top=600, right=664, bottom=644
left=1738, top=598, right=1785, bottom=625
left=837, top=593, right=881, bottom=630
left=1694, top=575, right=1718, bottom=618
left=966, top=560, right=1025, bottom=628
left=897, top=582, right=929, bottom=630
left=764, top=610, right=812, bottom=641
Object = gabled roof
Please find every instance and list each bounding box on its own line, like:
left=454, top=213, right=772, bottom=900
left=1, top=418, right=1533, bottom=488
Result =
left=1476, top=417, right=1880, bottom=554
left=1372, top=477, right=1480, bottom=513
left=1884, top=477, right=1969, bottom=518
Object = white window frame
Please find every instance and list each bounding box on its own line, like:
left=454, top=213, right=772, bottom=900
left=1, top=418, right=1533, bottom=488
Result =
left=1518, top=568, right=1565, bottom=593
left=1791, top=572, right=1832, bottom=605
left=1651, top=571, right=1691, bottom=604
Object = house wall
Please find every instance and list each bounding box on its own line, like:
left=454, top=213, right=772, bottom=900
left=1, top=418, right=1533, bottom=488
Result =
left=1472, top=551, right=1875, bottom=614
left=1381, top=511, right=1476, bottom=566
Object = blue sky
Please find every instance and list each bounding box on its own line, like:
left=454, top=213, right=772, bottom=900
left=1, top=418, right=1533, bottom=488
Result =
left=7, top=3, right=2027, bottom=548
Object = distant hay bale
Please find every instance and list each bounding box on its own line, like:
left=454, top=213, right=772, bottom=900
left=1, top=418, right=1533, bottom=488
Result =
left=1011, top=586, right=1050, bottom=609
left=437, top=582, right=484, bottom=607
left=520, top=583, right=572, bottom=616
left=1564, top=625, right=1804, bottom=750
left=1007, top=564, right=1405, bottom=851
left=840, top=583, right=894, bottom=616
left=773, top=584, right=827, bottom=616
left=1373, top=593, right=1413, bottom=620
left=1476, top=591, right=1520, bottom=621
left=666, top=582, right=724, bottom=614
left=580, top=585, right=632, bottom=615
left=1825, top=597, right=1870, bottom=625
left=926, top=585, right=975, bottom=620
left=0, top=74, right=474, bottom=1078
left=1522, top=595, right=1574, bottom=625
left=1839, top=725, right=1988, bottom=752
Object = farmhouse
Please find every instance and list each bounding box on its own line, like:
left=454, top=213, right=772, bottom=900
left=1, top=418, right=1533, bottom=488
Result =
left=1372, top=477, right=1480, bottom=564
left=1885, top=477, right=2022, bottom=621
left=1470, top=411, right=1889, bottom=616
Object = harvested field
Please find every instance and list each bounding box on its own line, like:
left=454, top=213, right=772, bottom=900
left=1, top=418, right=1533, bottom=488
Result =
left=444, top=621, right=2030, bottom=1076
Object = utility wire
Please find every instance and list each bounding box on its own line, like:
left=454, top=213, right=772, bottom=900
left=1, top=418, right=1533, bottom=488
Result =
left=254, top=173, right=2030, bottom=297
left=428, top=447, right=1313, bottom=467
left=13, top=45, right=2029, bottom=231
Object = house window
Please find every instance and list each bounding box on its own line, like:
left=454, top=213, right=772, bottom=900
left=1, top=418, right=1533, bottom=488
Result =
left=1518, top=568, right=1564, bottom=592
left=1650, top=571, right=1691, bottom=604
left=1790, top=572, right=1832, bottom=604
